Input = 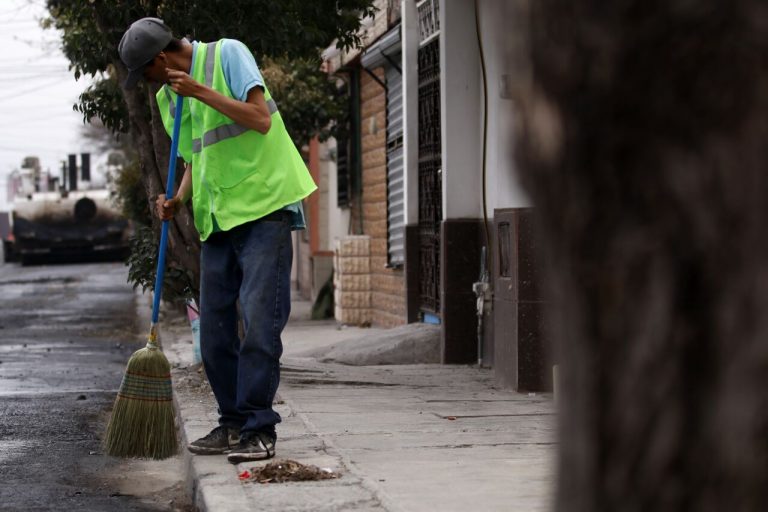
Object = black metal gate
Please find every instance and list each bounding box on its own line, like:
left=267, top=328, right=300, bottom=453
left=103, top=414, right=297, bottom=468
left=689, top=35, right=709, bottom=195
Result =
left=417, top=38, right=442, bottom=314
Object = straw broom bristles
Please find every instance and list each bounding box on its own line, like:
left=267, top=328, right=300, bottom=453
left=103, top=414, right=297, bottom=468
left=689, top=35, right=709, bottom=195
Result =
left=105, top=328, right=177, bottom=459
left=106, top=93, right=183, bottom=460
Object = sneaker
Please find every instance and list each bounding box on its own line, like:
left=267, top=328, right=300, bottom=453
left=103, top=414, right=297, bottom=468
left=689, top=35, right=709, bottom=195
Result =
left=226, top=431, right=276, bottom=464
left=187, top=425, right=240, bottom=455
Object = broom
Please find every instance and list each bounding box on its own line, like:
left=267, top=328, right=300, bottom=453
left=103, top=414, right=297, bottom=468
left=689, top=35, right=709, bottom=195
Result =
left=105, top=93, right=185, bottom=459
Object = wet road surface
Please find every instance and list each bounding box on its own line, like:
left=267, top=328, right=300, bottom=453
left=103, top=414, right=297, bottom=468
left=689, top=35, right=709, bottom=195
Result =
left=0, top=261, right=193, bottom=511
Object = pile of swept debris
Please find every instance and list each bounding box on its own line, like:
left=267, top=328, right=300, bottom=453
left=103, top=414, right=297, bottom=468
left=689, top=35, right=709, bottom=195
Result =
left=238, top=459, right=339, bottom=484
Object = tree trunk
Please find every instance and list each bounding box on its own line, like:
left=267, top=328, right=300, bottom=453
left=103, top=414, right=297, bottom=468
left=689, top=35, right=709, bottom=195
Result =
left=515, top=1, right=768, bottom=510
left=146, top=86, right=201, bottom=295
left=112, top=62, right=201, bottom=299
left=90, top=6, right=201, bottom=300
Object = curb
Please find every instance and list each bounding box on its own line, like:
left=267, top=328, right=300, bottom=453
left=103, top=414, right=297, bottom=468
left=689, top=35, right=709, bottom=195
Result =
left=133, top=290, right=250, bottom=511
left=135, top=294, right=393, bottom=510
left=171, top=381, right=253, bottom=512
left=165, top=328, right=387, bottom=511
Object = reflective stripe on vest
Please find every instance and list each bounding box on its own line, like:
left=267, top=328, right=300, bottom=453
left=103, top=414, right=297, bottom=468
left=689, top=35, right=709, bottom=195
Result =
left=205, top=43, right=216, bottom=87
left=187, top=39, right=317, bottom=241
left=156, top=85, right=193, bottom=163
left=164, top=87, right=176, bottom=118
left=191, top=98, right=278, bottom=153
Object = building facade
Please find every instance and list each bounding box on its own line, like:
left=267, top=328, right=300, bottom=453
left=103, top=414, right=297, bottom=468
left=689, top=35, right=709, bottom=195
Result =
left=305, top=0, right=549, bottom=390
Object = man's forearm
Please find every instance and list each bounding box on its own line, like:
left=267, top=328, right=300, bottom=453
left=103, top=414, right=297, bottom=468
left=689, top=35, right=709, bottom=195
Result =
left=177, top=164, right=193, bottom=203
left=194, top=86, right=271, bottom=134
left=197, top=86, right=272, bottom=133
left=167, top=69, right=272, bottom=134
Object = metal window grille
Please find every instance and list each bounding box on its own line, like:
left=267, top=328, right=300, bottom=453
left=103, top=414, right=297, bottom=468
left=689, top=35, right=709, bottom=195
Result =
left=335, top=79, right=357, bottom=209
left=417, top=0, right=440, bottom=46
left=336, top=134, right=350, bottom=208
left=417, top=38, right=442, bottom=313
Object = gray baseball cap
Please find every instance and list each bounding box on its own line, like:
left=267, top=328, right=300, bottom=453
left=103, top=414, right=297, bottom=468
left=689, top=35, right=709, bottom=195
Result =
left=118, top=17, right=173, bottom=89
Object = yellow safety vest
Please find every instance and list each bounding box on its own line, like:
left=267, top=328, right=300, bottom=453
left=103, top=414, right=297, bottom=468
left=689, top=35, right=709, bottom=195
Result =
left=156, top=40, right=316, bottom=240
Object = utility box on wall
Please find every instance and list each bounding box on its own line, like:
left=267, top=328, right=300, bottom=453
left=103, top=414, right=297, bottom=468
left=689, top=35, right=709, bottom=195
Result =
left=492, top=208, right=551, bottom=391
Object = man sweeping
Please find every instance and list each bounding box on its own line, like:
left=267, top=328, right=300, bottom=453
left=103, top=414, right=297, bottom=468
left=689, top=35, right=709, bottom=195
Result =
left=118, top=18, right=316, bottom=464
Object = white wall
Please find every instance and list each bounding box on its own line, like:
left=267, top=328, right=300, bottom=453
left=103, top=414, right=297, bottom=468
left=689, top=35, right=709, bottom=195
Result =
left=479, top=0, right=532, bottom=211
left=320, top=138, right=351, bottom=250
left=440, top=0, right=483, bottom=220
left=400, top=0, right=533, bottom=226
left=292, top=138, right=350, bottom=293
left=402, top=0, right=419, bottom=226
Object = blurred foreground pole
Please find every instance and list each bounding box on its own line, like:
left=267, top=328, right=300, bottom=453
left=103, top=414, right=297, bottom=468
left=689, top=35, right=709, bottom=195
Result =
left=515, top=1, right=768, bottom=510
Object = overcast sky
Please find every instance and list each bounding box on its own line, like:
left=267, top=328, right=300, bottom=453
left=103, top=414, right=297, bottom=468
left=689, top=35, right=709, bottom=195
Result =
left=0, top=0, right=96, bottom=211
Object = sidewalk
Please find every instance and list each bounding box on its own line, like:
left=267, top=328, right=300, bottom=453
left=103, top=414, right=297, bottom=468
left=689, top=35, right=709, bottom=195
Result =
left=163, top=301, right=556, bottom=512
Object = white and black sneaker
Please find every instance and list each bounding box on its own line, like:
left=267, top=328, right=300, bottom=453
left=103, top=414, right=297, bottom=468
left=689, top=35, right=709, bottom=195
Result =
left=187, top=425, right=240, bottom=455
left=226, top=431, right=276, bottom=464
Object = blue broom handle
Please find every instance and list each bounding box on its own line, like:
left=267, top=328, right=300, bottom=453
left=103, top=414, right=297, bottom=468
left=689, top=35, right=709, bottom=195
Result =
left=152, top=94, right=184, bottom=324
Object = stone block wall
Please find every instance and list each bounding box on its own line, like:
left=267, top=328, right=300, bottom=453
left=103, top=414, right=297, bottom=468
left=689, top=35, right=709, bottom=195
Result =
left=334, top=236, right=372, bottom=325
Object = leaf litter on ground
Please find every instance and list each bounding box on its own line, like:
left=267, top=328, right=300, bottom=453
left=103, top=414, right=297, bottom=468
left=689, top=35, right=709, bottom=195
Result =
left=239, top=459, right=339, bottom=484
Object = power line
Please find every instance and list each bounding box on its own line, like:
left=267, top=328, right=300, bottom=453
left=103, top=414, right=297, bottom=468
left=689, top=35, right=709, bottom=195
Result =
left=0, top=1, right=39, bottom=20
left=0, top=63, right=72, bottom=69
left=0, top=19, right=39, bottom=27
left=0, top=78, right=75, bottom=103
left=1, top=100, right=82, bottom=112
left=0, top=73, right=73, bottom=85
left=0, top=67, right=71, bottom=72
left=0, top=91, right=87, bottom=108
left=0, top=109, right=80, bottom=119
left=0, top=126, right=82, bottom=139
left=0, top=145, right=75, bottom=154
left=0, top=55, right=63, bottom=63
left=0, top=116, right=84, bottom=130
left=1, top=104, right=81, bottom=117
left=0, top=114, right=83, bottom=129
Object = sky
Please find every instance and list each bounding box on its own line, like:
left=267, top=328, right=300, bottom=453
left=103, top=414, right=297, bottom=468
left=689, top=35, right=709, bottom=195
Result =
left=0, top=0, right=97, bottom=211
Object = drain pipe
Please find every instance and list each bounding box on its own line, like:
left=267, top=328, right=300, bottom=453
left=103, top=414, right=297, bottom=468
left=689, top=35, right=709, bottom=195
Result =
left=473, top=0, right=492, bottom=368
left=473, top=246, right=492, bottom=366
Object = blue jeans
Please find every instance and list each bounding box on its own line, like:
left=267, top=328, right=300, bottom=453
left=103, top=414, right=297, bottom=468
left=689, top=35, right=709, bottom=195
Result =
left=199, top=211, right=292, bottom=438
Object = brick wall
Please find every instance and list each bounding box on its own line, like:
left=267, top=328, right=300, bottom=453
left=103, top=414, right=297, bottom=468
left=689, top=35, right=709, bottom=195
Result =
left=360, top=69, right=406, bottom=327
left=334, top=0, right=393, bottom=70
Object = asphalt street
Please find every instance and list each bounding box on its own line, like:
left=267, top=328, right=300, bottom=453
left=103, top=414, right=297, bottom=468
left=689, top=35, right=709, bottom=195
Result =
left=0, top=260, right=192, bottom=511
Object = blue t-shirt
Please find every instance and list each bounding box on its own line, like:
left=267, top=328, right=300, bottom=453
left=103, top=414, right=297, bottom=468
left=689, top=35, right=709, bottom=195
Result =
left=191, top=39, right=306, bottom=231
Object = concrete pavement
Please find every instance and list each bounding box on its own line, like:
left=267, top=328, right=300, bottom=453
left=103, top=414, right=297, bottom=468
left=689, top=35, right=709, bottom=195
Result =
left=158, top=299, right=556, bottom=512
